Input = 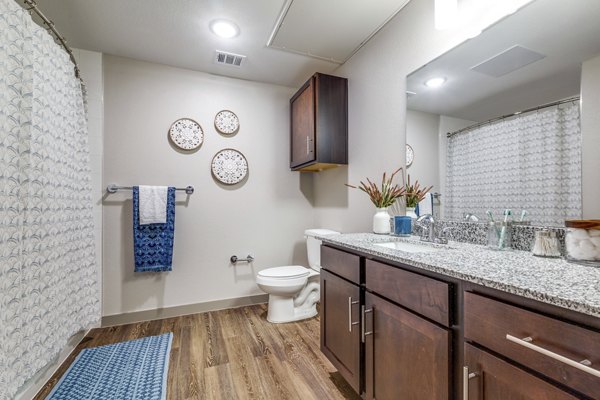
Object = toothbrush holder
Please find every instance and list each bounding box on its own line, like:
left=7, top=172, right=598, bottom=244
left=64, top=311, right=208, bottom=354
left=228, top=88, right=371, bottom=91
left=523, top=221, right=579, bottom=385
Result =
left=487, top=221, right=512, bottom=251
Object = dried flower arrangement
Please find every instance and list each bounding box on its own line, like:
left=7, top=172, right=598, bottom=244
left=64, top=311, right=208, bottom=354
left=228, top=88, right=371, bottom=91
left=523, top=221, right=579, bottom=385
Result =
left=404, top=174, right=433, bottom=208
left=345, top=167, right=407, bottom=208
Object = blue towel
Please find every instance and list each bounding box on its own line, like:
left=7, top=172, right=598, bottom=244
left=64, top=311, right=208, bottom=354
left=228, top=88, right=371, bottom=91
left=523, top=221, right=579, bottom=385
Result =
left=133, top=186, right=176, bottom=272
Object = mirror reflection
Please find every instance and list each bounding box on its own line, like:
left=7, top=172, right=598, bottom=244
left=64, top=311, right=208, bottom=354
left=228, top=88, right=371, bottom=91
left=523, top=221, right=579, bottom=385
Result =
left=405, top=0, right=600, bottom=226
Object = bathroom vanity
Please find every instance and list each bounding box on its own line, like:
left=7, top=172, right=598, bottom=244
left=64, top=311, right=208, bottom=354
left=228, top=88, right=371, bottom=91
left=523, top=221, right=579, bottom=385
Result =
left=318, top=233, right=600, bottom=400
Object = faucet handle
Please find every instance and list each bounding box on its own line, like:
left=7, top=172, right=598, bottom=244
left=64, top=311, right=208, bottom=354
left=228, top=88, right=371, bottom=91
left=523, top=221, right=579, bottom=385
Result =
left=435, top=227, right=454, bottom=244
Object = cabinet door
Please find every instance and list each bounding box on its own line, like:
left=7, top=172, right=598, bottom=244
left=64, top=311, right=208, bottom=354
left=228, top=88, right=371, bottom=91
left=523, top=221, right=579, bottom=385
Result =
left=464, top=344, right=579, bottom=400
left=364, top=292, right=449, bottom=400
left=290, top=79, right=315, bottom=168
left=320, top=269, right=361, bottom=394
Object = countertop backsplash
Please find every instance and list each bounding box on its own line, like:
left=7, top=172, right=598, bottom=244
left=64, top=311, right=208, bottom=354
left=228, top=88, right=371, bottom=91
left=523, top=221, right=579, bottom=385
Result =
left=412, top=220, right=566, bottom=253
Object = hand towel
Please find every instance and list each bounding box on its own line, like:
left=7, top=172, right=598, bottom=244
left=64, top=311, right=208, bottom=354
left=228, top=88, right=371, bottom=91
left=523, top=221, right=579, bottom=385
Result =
left=133, top=186, right=176, bottom=272
left=418, top=193, right=433, bottom=216
left=138, top=185, right=168, bottom=225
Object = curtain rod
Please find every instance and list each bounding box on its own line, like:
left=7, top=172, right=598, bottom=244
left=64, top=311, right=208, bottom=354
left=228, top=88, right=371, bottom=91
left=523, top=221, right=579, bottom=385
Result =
left=21, top=0, right=81, bottom=79
left=446, top=96, right=581, bottom=138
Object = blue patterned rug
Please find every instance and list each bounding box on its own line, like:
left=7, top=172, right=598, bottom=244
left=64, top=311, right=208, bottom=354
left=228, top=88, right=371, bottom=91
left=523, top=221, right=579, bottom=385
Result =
left=46, top=333, right=173, bottom=400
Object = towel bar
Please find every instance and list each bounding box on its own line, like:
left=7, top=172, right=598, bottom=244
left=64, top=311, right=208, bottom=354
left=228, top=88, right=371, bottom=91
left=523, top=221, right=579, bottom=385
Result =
left=106, top=184, right=194, bottom=194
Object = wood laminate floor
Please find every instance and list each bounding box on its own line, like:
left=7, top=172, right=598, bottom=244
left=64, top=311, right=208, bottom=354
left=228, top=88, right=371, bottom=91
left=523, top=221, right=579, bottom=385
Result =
left=34, top=304, right=360, bottom=400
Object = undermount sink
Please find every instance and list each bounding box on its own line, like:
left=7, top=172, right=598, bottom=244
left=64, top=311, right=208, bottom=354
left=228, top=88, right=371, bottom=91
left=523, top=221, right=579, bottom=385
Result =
left=374, top=241, right=441, bottom=253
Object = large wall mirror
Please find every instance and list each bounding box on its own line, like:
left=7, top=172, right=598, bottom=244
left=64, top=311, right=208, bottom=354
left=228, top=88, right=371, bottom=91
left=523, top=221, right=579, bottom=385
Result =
left=406, top=0, right=600, bottom=226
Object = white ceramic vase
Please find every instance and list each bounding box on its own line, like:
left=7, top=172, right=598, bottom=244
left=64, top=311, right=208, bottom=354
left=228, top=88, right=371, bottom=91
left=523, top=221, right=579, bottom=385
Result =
left=406, top=207, right=418, bottom=219
left=373, top=207, right=391, bottom=234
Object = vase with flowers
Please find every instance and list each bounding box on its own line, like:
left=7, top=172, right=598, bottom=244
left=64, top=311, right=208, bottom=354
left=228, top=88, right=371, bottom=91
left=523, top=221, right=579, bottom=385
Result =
left=346, top=167, right=406, bottom=234
left=403, top=174, right=433, bottom=219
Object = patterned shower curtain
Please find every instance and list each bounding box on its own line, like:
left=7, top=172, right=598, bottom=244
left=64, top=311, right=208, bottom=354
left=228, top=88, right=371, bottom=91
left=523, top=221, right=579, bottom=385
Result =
left=0, top=1, right=100, bottom=398
left=445, top=102, right=582, bottom=225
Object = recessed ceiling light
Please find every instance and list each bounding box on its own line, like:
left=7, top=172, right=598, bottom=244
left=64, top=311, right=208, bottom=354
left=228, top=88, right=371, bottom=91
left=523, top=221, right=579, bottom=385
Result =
left=210, top=19, right=239, bottom=38
left=425, top=77, right=446, bottom=88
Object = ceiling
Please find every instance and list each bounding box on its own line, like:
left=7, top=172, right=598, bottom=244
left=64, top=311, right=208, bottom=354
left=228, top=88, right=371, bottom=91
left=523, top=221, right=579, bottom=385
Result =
left=33, top=0, right=410, bottom=88
left=406, top=0, right=600, bottom=122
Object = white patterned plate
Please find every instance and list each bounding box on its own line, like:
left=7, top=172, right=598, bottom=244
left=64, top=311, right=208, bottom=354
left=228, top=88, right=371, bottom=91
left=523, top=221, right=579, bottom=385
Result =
left=406, top=144, right=414, bottom=167
left=169, top=118, right=203, bottom=150
left=211, top=149, right=248, bottom=185
left=214, top=110, right=240, bottom=135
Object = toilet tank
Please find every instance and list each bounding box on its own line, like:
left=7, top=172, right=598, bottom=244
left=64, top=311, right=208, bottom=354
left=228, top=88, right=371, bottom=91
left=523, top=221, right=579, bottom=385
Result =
left=305, top=229, right=340, bottom=271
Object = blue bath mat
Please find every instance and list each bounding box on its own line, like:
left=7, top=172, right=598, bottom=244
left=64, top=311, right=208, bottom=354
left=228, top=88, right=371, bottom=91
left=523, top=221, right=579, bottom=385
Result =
left=46, top=333, right=173, bottom=400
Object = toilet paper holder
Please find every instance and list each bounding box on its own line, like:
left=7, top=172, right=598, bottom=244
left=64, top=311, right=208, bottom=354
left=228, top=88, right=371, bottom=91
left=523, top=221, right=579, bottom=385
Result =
left=230, top=254, right=254, bottom=264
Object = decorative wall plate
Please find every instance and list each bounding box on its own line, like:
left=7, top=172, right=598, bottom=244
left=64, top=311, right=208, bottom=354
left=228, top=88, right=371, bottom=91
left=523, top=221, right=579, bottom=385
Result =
left=169, top=118, right=203, bottom=150
left=406, top=144, right=414, bottom=167
left=214, top=110, right=240, bottom=135
left=211, top=148, right=248, bottom=185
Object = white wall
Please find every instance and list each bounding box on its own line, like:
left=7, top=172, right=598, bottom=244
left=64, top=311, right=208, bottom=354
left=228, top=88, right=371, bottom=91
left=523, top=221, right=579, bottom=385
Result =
left=313, top=0, right=487, bottom=232
left=102, top=55, right=315, bottom=316
left=406, top=109, right=440, bottom=192
left=581, top=54, right=600, bottom=218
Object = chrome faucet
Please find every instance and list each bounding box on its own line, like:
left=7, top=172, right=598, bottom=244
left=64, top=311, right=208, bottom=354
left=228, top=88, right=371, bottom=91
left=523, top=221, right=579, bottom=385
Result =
left=416, top=214, right=436, bottom=243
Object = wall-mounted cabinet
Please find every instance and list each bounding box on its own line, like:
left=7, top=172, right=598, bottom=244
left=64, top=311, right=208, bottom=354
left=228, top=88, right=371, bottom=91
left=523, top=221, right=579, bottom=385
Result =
left=290, top=73, right=348, bottom=172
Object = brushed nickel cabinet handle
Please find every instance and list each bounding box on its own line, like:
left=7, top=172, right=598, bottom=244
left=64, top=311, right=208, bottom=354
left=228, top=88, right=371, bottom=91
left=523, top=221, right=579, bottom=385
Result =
left=463, top=366, right=478, bottom=400
left=361, top=306, right=373, bottom=343
left=347, top=297, right=359, bottom=332
left=306, top=136, right=309, bottom=155
left=506, top=334, right=600, bottom=378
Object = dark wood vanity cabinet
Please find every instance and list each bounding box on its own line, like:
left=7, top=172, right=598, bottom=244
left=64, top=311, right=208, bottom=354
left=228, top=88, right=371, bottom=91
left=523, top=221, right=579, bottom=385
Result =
left=290, top=73, right=347, bottom=172
left=464, top=292, right=600, bottom=400
left=320, top=269, right=361, bottom=393
left=464, top=344, right=579, bottom=400
left=320, top=244, right=600, bottom=400
left=320, top=247, right=362, bottom=393
left=320, top=246, right=450, bottom=399
left=364, top=292, right=449, bottom=400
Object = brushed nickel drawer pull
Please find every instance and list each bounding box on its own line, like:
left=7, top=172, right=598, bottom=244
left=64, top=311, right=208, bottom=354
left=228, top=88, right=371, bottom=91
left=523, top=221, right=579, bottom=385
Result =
left=506, top=334, right=600, bottom=378
left=462, top=366, right=478, bottom=400
left=361, top=306, right=373, bottom=343
left=347, top=297, right=359, bottom=332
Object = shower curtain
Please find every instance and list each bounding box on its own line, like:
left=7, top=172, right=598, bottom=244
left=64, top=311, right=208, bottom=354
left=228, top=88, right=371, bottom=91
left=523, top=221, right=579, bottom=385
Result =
left=0, top=1, right=100, bottom=398
left=445, top=102, right=582, bottom=225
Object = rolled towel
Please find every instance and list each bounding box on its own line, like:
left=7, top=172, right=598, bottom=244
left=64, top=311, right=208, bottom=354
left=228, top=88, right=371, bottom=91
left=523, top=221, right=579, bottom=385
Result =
left=139, top=185, right=168, bottom=225
left=418, top=193, right=433, bottom=216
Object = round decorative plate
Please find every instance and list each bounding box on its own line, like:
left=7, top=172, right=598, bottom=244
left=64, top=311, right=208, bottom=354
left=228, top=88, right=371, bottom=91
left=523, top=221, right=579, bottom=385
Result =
left=169, top=118, right=203, bottom=150
left=211, top=149, right=248, bottom=185
left=406, top=144, right=414, bottom=167
left=214, top=110, right=240, bottom=135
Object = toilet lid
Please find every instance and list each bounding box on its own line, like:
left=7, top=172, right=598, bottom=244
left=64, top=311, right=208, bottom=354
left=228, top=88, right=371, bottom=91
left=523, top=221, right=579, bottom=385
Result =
left=258, top=266, right=310, bottom=279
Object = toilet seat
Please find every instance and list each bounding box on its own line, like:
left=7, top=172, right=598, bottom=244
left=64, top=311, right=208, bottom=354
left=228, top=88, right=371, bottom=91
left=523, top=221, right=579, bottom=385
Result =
left=258, top=266, right=310, bottom=279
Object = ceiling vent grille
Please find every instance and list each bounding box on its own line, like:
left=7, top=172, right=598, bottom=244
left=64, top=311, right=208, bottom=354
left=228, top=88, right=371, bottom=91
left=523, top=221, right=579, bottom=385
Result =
left=215, top=50, right=246, bottom=67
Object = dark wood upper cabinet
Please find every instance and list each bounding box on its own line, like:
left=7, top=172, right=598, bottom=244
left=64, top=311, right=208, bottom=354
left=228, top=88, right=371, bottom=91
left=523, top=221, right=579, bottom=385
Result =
left=290, top=73, right=348, bottom=172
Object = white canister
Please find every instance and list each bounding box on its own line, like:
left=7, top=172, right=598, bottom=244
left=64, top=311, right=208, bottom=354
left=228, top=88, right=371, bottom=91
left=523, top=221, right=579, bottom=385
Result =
left=565, top=220, right=600, bottom=266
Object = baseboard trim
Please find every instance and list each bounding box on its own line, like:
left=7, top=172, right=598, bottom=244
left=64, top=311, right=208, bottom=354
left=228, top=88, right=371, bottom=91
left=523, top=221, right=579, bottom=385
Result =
left=101, top=294, right=269, bottom=327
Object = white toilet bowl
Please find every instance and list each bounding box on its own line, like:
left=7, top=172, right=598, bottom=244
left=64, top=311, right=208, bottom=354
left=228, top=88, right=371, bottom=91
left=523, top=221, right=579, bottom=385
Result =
left=256, top=229, right=340, bottom=323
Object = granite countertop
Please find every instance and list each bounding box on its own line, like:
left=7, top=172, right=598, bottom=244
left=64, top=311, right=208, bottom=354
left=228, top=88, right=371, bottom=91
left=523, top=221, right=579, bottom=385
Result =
left=317, top=233, right=600, bottom=318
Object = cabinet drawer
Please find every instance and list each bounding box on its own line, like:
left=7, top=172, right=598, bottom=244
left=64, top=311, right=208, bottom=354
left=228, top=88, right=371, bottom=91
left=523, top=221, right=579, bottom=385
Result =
left=366, top=259, right=450, bottom=327
left=464, top=292, right=600, bottom=399
left=321, top=246, right=361, bottom=284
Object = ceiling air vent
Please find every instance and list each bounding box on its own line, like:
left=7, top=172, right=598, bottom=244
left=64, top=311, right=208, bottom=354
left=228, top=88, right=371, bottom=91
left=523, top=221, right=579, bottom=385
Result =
left=215, top=50, right=246, bottom=67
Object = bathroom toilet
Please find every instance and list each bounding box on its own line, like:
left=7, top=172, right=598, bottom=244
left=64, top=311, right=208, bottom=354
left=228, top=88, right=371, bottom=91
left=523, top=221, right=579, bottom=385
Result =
left=256, top=229, right=340, bottom=323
